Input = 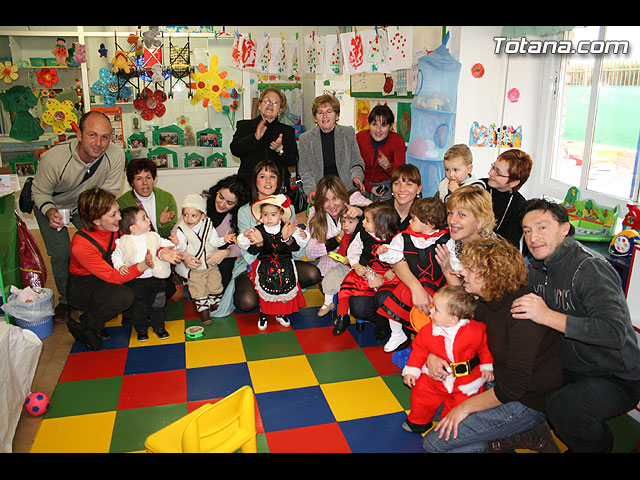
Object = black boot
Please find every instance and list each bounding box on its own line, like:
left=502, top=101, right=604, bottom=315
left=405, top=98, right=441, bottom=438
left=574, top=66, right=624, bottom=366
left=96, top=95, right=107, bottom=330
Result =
left=333, top=314, right=351, bottom=335
left=487, top=421, right=561, bottom=453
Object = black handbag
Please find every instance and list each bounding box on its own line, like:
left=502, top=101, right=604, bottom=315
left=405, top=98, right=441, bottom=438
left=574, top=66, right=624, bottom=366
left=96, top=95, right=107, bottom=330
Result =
left=290, top=174, right=308, bottom=214
left=19, top=176, right=35, bottom=214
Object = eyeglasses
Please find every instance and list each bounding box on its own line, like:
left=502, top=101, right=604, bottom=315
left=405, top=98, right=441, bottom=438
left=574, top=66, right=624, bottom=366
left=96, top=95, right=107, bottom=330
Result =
left=489, top=163, right=511, bottom=178
left=316, top=109, right=335, bottom=117
left=262, top=98, right=280, bottom=106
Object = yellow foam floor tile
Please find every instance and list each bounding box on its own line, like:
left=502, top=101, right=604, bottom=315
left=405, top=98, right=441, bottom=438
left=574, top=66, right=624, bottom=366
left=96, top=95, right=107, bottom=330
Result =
left=30, top=411, right=117, bottom=453
left=248, top=355, right=319, bottom=394
left=321, top=377, right=404, bottom=422
left=185, top=336, right=246, bottom=369
left=303, top=288, right=324, bottom=307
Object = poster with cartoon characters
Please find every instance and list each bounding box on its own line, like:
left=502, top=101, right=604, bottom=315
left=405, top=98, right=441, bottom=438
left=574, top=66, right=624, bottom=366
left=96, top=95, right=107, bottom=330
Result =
left=469, top=121, right=522, bottom=148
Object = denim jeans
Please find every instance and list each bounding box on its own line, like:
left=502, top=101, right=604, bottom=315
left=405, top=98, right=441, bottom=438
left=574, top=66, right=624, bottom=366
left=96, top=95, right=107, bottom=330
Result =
left=422, top=398, right=547, bottom=453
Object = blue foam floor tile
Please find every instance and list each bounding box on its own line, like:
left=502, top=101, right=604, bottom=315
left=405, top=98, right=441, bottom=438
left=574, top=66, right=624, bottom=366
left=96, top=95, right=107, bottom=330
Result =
left=123, top=343, right=186, bottom=375
left=339, top=411, right=425, bottom=453
left=256, top=385, right=336, bottom=433
left=186, top=362, right=253, bottom=401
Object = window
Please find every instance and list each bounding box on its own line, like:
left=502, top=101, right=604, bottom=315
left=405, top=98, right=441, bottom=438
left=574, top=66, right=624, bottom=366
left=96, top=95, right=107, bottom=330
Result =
left=546, top=26, right=640, bottom=207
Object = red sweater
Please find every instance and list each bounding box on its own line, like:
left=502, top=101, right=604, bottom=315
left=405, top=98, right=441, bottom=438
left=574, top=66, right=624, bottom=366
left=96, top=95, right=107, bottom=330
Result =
left=69, top=228, right=142, bottom=284
left=356, top=130, right=406, bottom=192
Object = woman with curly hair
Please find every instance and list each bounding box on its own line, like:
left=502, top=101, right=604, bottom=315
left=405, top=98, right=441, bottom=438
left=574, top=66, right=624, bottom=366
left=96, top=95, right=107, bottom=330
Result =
left=422, top=235, right=563, bottom=453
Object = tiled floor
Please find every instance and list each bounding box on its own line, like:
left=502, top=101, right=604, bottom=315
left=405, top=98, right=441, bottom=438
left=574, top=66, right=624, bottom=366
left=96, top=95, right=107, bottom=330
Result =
left=18, top=285, right=640, bottom=453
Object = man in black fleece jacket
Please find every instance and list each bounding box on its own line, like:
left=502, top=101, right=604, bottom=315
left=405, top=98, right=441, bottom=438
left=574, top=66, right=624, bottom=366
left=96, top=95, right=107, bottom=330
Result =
left=512, top=198, right=640, bottom=452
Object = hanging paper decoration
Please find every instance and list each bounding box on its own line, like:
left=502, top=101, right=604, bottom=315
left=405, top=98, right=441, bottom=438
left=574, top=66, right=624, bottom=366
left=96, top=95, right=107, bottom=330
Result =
left=340, top=30, right=365, bottom=75
left=386, top=26, right=413, bottom=71
left=37, top=68, right=59, bottom=88
left=92, top=68, right=133, bottom=106
left=304, top=34, right=323, bottom=74
left=98, top=43, right=108, bottom=58
left=508, top=88, right=520, bottom=102
left=134, top=87, right=167, bottom=120
left=256, top=35, right=272, bottom=73
left=286, top=35, right=300, bottom=76
left=270, top=37, right=287, bottom=75
left=324, top=34, right=343, bottom=75
left=1, top=61, right=18, bottom=83
left=365, top=29, right=389, bottom=73
left=242, top=35, right=257, bottom=70
left=189, top=55, right=236, bottom=111
left=42, top=98, right=78, bottom=135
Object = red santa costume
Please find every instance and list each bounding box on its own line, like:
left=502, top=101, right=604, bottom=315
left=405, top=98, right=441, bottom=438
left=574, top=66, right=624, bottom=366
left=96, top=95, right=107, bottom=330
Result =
left=403, top=318, right=493, bottom=427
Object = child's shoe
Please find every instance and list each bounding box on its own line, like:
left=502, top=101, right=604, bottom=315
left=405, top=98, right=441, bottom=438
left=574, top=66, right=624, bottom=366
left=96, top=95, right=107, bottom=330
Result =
left=258, top=314, right=268, bottom=330
left=137, top=329, right=149, bottom=342
left=402, top=419, right=432, bottom=434
left=153, top=328, right=170, bottom=340
left=275, top=315, right=290, bottom=327
left=333, top=314, right=351, bottom=336
left=384, top=332, right=410, bottom=352
left=199, top=309, right=212, bottom=326
left=317, top=302, right=335, bottom=317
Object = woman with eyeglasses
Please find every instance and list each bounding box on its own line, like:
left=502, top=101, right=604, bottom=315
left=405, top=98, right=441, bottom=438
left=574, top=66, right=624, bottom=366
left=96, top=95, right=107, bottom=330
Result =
left=230, top=88, right=298, bottom=194
left=298, top=94, right=366, bottom=203
left=481, top=149, right=533, bottom=249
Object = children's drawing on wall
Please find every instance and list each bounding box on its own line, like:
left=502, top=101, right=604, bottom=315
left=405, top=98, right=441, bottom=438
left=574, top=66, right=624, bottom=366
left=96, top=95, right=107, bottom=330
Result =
left=386, top=26, right=413, bottom=71
left=270, top=37, right=286, bottom=75
left=287, top=35, right=300, bottom=76
left=397, top=102, right=412, bottom=142
left=324, top=34, right=343, bottom=75
left=356, top=100, right=371, bottom=132
left=469, top=121, right=522, bottom=148
left=365, top=29, right=388, bottom=73
left=304, top=34, right=323, bottom=74
left=256, top=35, right=272, bottom=73
left=340, top=30, right=364, bottom=75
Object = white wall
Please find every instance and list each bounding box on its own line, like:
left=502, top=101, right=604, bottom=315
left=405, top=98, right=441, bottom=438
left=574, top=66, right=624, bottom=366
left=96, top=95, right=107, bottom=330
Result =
left=452, top=25, right=548, bottom=200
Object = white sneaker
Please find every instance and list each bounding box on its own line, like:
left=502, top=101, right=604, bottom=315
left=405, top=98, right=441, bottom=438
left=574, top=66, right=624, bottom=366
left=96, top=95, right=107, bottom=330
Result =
left=384, top=332, right=408, bottom=353
left=258, top=315, right=268, bottom=330
left=275, top=315, right=290, bottom=327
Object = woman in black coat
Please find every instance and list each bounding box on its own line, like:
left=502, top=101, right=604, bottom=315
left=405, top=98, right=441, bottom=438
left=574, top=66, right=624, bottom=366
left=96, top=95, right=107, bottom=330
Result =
left=230, top=87, right=298, bottom=193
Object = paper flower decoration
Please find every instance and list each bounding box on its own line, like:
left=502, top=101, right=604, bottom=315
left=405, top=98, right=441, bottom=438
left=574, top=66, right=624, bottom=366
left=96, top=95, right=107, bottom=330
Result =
left=1, top=61, right=19, bottom=83
left=37, top=68, right=59, bottom=88
left=471, top=63, right=485, bottom=78
left=134, top=88, right=167, bottom=120
left=508, top=88, right=520, bottom=103
left=189, top=55, right=236, bottom=111
left=92, top=68, right=132, bottom=106
left=42, top=98, right=77, bottom=135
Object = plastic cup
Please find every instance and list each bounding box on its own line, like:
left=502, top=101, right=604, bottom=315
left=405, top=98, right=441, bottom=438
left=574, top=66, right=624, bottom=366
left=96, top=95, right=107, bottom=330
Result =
left=59, top=208, right=71, bottom=226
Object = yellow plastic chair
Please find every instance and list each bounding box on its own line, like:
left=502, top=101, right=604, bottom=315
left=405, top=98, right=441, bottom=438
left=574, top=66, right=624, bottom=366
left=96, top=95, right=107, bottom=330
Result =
left=145, top=385, right=257, bottom=453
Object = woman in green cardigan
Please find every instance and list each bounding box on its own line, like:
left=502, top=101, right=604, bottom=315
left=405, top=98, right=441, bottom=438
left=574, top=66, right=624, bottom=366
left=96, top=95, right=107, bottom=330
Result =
left=117, top=158, right=178, bottom=239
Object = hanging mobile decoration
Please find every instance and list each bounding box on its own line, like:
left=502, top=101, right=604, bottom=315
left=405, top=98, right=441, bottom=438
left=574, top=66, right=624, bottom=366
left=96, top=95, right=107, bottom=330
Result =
left=189, top=55, right=236, bottom=111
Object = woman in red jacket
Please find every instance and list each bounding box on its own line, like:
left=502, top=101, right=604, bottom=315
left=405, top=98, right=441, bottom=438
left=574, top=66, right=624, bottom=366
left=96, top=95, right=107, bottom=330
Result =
left=356, top=104, right=406, bottom=201
left=67, top=187, right=181, bottom=350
